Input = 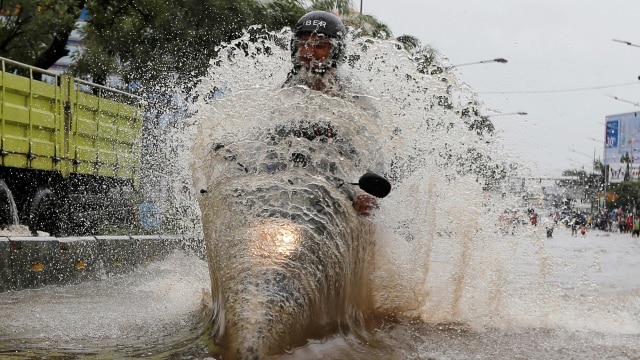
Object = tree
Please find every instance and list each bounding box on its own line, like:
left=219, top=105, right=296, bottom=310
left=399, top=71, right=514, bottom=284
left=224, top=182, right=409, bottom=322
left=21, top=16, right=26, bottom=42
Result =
left=395, top=34, right=421, bottom=51
left=342, top=13, right=392, bottom=39
left=260, top=0, right=307, bottom=31
left=75, top=0, right=265, bottom=89
left=308, top=0, right=353, bottom=14
left=620, top=151, right=633, bottom=181
left=556, top=166, right=605, bottom=211
left=72, top=0, right=438, bottom=93
left=608, top=181, right=640, bottom=213
left=0, top=0, right=86, bottom=73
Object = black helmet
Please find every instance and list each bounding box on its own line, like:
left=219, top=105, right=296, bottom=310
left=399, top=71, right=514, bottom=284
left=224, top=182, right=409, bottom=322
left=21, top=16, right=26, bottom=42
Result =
left=291, top=11, right=347, bottom=69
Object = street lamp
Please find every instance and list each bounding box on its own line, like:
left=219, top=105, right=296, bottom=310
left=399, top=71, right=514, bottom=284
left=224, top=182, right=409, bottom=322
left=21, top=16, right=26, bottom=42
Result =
left=585, top=137, right=604, bottom=169
left=569, top=148, right=593, bottom=159
left=606, top=94, right=640, bottom=108
left=570, top=148, right=598, bottom=167
left=613, top=39, right=640, bottom=48
left=586, top=133, right=613, bottom=211
left=449, top=58, right=508, bottom=69
left=567, top=158, right=586, bottom=170
left=485, top=111, right=528, bottom=117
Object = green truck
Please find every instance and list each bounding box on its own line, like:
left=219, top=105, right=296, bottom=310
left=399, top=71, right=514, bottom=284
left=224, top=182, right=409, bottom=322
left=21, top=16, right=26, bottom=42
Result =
left=0, top=57, right=144, bottom=236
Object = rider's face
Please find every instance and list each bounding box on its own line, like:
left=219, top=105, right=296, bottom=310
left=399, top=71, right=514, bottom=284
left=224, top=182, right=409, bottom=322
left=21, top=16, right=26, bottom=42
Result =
left=296, top=34, right=333, bottom=71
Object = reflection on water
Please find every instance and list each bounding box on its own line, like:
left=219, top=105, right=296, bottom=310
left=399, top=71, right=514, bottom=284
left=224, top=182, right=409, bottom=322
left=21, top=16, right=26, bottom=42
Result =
left=0, top=29, right=639, bottom=359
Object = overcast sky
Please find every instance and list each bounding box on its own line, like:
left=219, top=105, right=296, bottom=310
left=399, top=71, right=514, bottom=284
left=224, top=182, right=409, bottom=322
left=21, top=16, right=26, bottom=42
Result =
left=363, top=0, right=640, bottom=177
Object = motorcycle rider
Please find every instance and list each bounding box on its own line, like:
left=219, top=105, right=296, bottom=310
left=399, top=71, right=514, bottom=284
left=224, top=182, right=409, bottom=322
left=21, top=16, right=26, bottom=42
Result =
left=285, top=10, right=378, bottom=216
left=285, top=10, right=347, bottom=94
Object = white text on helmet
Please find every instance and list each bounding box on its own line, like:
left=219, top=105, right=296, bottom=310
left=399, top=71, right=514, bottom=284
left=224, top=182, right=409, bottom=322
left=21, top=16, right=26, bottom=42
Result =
left=305, top=20, right=327, bottom=28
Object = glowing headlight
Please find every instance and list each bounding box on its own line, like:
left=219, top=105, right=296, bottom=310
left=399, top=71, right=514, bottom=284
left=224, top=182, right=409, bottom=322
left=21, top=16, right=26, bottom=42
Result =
left=251, top=221, right=302, bottom=258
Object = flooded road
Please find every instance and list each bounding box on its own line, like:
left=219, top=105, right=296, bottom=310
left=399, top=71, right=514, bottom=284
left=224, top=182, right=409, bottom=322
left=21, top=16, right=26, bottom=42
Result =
left=0, top=251, right=211, bottom=358
left=0, top=227, right=638, bottom=359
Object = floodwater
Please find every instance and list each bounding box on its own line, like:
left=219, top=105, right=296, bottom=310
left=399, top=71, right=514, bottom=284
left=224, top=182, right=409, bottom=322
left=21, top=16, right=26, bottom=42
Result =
left=0, top=251, right=211, bottom=359
left=0, top=227, right=638, bottom=359
left=1, top=30, right=640, bottom=359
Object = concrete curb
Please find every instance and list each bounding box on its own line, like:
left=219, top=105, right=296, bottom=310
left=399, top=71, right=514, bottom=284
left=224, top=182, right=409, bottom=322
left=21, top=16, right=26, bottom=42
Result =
left=0, top=235, right=193, bottom=292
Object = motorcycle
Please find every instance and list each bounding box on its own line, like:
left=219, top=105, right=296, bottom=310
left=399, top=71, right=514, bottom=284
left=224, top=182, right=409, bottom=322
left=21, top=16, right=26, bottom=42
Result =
left=194, top=90, right=391, bottom=358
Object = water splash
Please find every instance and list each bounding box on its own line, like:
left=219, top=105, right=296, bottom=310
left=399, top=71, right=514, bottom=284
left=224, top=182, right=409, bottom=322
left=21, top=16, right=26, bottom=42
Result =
left=0, top=180, right=19, bottom=229
left=188, top=28, right=516, bottom=356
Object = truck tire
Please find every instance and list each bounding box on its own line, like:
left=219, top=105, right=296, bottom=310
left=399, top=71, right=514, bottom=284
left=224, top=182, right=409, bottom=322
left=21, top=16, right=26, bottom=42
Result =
left=28, top=187, right=60, bottom=236
left=0, top=179, right=18, bottom=229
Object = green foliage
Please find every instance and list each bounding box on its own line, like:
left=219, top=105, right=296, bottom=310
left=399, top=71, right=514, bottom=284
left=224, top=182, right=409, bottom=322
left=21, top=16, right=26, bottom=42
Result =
left=607, top=181, right=640, bottom=212
left=0, top=0, right=85, bottom=69
left=308, top=0, right=353, bottom=14
left=342, top=13, right=392, bottom=39
left=459, top=105, right=495, bottom=137
left=395, top=34, right=420, bottom=51
left=558, top=168, right=604, bottom=211
left=260, top=0, right=307, bottom=31
left=413, top=46, right=444, bottom=76
left=75, top=0, right=265, bottom=89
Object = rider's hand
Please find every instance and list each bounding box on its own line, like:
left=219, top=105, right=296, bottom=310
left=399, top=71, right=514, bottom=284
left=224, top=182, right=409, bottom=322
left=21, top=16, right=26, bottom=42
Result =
left=353, top=194, right=377, bottom=216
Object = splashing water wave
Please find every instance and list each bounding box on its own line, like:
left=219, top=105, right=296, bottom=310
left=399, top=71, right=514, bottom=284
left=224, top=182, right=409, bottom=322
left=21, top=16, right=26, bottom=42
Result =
left=190, top=28, right=515, bottom=357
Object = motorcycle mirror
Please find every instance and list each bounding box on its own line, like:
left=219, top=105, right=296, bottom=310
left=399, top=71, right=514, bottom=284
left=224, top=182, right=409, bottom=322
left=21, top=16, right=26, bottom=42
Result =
left=351, top=172, right=391, bottom=198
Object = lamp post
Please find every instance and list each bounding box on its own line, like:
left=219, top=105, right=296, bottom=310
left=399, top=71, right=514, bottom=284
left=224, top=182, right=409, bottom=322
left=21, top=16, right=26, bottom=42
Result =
left=586, top=137, right=605, bottom=167
left=567, top=158, right=586, bottom=170
left=573, top=146, right=601, bottom=212
left=569, top=148, right=593, bottom=159
left=606, top=94, right=640, bottom=108
left=613, top=39, right=640, bottom=48
left=569, top=148, right=597, bottom=176
left=586, top=136, right=608, bottom=213
left=485, top=111, right=528, bottom=117
left=449, top=58, right=508, bottom=69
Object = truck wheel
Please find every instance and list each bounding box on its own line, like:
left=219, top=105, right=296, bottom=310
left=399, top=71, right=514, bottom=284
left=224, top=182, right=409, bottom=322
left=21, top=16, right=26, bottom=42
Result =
left=28, top=187, right=60, bottom=237
left=0, top=179, right=18, bottom=229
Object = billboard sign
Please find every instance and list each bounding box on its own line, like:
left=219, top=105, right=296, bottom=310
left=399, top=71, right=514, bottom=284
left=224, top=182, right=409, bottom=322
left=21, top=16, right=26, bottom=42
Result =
left=603, top=112, right=640, bottom=171
left=607, top=163, right=640, bottom=183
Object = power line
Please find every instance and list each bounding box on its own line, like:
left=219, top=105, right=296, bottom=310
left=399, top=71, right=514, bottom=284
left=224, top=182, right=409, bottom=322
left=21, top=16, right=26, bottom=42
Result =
left=479, top=82, right=640, bottom=95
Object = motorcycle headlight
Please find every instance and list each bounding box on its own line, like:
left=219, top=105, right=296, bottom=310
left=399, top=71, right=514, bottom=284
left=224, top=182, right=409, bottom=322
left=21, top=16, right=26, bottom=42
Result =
left=251, top=221, right=302, bottom=259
